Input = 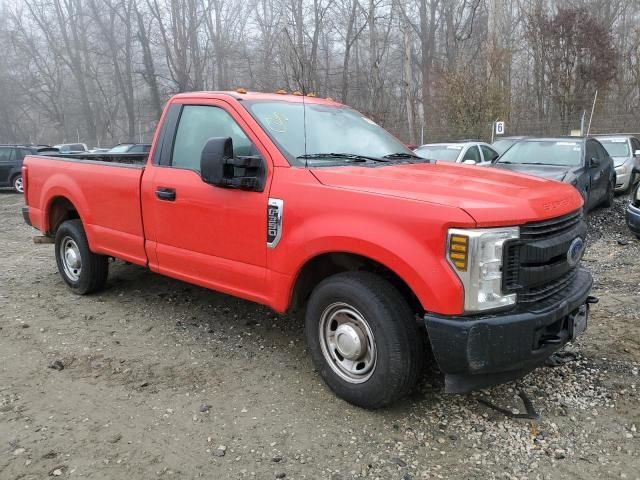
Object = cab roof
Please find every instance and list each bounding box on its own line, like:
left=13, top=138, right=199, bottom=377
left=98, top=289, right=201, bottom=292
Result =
left=171, top=90, right=342, bottom=106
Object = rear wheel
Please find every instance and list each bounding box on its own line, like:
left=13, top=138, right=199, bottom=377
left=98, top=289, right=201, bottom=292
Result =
left=11, top=175, right=23, bottom=193
left=55, top=219, right=108, bottom=294
left=304, top=271, right=424, bottom=409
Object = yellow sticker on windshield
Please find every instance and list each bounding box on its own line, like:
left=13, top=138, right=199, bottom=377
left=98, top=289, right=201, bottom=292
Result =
left=265, top=112, right=288, bottom=133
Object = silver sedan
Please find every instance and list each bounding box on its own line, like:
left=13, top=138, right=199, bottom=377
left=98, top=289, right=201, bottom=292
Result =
left=413, top=141, right=500, bottom=166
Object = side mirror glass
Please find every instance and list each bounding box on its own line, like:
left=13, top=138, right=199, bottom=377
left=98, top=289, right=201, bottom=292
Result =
left=200, top=137, right=265, bottom=192
left=462, top=159, right=477, bottom=165
left=589, top=157, right=601, bottom=168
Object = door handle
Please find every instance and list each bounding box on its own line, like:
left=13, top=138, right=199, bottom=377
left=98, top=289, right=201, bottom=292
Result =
left=155, top=187, right=176, bottom=201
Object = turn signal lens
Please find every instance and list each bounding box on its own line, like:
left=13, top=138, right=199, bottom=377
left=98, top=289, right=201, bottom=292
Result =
left=292, top=91, right=303, bottom=96
left=449, top=234, right=468, bottom=271
left=276, top=89, right=287, bottom=95
left=235, top=87, right=247, bottom=94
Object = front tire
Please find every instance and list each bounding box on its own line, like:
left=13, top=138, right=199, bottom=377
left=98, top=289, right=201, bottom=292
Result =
left=602, top=180, right=614, bottom=208
left=54, top=219, right=108, bottom=294
left=304, top=272, right=424, bottom=409
left=12, top=174, right=23, bottom=193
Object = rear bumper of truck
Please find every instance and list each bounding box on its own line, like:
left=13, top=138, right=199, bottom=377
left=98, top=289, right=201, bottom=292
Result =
left=423, top=268, right=593, bottom=393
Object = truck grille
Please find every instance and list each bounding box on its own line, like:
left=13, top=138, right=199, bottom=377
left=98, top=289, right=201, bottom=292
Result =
left=519, top=210, right=583, bottom=240
left=504, top=210, right=586, bottom=306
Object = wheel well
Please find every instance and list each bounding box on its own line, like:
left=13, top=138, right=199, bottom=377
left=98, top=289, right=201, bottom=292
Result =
left=48, top=197, right=80, bottom=235
left=290, top=252, right=422, bottom=314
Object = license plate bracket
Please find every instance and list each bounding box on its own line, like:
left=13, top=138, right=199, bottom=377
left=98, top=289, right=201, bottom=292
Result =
left=569, top=304, right=588, bottom=341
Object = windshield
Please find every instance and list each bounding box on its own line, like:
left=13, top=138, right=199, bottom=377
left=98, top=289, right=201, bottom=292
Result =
left=244, top=101, right=413, bottom=166
left=414, top=145, right=462, bottom=161
left=598, top=139, right=630, bottom=157
left=492, top=139, right=517, bottom=155
left=109, top=144, right=133, bottom=153
left=497, top=140, right=582, bottom=167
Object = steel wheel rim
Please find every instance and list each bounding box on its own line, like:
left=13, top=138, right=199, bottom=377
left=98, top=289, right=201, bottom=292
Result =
left=60, top=236, right=82, bottom=282
left=14, top=176, right=23, bottom=193
left=318, top=302, right=377, bottom=384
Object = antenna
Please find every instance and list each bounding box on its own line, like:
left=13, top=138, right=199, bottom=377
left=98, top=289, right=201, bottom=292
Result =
left=283, top=28, right=308, bottom=167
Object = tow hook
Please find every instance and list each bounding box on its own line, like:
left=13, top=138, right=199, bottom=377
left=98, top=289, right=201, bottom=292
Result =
left=586, top=296, right=599, bottom=305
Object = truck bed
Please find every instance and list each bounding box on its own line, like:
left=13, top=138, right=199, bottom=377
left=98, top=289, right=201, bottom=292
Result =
left=23, top=154, right=148, bottom=266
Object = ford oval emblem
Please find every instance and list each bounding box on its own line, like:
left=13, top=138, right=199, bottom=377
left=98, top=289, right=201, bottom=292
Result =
left=567, top=238, right=585, bottom=267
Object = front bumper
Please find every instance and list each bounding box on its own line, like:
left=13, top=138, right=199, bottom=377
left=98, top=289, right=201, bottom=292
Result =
left=626, top=203, right=640, bottom=237
left=424, top=268, right=593, bottom=393
left=615, top=170, right=632, bottom=191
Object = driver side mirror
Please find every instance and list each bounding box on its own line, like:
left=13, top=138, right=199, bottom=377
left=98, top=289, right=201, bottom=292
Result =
left=200, top=137, right=265, bottom=192
left=462, top=159, right=477, bottom=165
left=588, top=157, right=601, bottom=168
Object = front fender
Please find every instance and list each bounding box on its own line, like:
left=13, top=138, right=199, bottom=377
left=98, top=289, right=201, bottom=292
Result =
left=268, top=208, right=472, bottom=316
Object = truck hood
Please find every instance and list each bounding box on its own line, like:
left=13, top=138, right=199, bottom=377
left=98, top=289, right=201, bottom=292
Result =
left=311, top=162, right=583, bottom=226
left=492, top=163, right=571, bottom=182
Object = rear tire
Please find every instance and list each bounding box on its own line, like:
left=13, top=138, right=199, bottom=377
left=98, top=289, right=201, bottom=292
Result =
left=304, top=271, right=424, bottom=409
left=11, top=174, right=23, bottom=193
left=54, top=219, right=108, bottom=294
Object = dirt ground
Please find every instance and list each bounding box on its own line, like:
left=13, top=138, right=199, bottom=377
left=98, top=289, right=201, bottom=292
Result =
left=1, top=189, right=638, bottom=480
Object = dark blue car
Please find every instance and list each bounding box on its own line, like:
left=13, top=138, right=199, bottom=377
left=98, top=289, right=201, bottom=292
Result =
left=492, top=137, right=616, bottom=212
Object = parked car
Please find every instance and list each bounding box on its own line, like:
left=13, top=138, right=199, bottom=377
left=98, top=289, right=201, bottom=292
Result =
left=492, top=136, right=529, bottom=155
left=23, top=90, right=593, bottom=408
left=492, top=137, right=615, bottom=212
left=413, top=141, right=499, bottom=165
left=593, top=135, right=640, bottom=193
left=108, top=143, right=152, bottom=154
left=0, top=144, right=37, bottom=192
left=53, top=143, right=88, bottom=154
left=626, top=183, right=640, bottom=238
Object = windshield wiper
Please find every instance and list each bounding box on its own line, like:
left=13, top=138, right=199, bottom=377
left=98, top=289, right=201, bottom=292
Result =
left=297, top=153, right=389, bottom=163
left=382, top=152, right=423, bottom=160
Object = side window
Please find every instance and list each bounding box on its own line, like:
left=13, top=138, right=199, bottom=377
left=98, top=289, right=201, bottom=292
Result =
left=595, top=142, right=609, bottom=160
left=172, top=105, right=254, bottom=171
left=462, top=146, right=481, bottom=163
left=129, top=145, right=143, bottom=153
left=585, top=141, right=596, bottom=163
left=0, top=148, right=14, bottom=162
left=17, top=149, right=31, bottom=161
left=480, top=145, right=499, bottom=163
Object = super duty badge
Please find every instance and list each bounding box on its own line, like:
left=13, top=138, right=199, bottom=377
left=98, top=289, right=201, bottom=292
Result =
left=267, top=198, right=284, bottom=248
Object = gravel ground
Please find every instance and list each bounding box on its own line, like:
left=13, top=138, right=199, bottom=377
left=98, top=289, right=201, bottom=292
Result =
left=0, top=189, right=639, bottom=480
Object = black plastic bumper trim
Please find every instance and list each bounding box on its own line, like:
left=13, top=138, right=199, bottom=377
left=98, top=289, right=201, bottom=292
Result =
left=424, top=268, right=593, bottom=393
left=22, top=206, right=31, bottom=226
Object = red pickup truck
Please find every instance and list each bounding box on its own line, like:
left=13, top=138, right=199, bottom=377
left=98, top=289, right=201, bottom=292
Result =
left=22, top=91, right=594, bottom=408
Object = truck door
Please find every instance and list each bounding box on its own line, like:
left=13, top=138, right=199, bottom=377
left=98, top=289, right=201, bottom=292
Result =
left=141, top=101, right=272, bottom=303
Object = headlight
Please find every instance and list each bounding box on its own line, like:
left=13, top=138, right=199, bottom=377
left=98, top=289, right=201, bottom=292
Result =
left=615, top=164, right=629, bottom=174
left=447, top=227, right=519, bottom=312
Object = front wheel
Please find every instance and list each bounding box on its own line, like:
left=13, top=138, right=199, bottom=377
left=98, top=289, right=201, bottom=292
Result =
left=12, top=175, right=23, bottom=193
left=54, top=219, right=109, bottom=294
left=304, top=271, right=424, bottom=409
left=602, top=180, right=614, bottom=208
